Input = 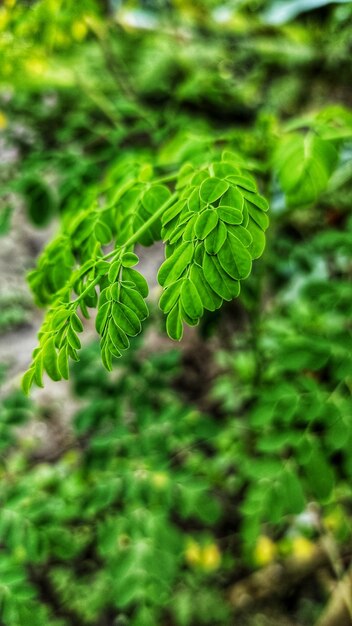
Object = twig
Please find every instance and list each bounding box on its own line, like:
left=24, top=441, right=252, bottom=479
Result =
left=228, top=541, right=351, bottom=610
left=315, top=567, right=352, bottom=626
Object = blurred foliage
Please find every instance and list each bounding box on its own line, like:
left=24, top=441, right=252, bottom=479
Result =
left=1, top=242, right=352, bottom=625
left=0, top=0, right=352, bottom=624
left=1, top=0, right=352, bottom=230
left=212, top=210, right=352, bottom=555
left=0, top=345, right=232, bottom=626
left=0, top=292, right=31, bottom=334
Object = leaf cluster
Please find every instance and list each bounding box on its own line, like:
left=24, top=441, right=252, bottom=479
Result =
left=23, top=150, right=269, bottom=391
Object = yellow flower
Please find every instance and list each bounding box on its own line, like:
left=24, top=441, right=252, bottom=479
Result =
left=291, top=536, right=315, bottom=561
left=25, top=58, right=48, bottom=77
left=0, top=111, right=8, bottom=130
left=0, top=8, right=9, bottom=31
left=254, top=535, right=277, bottom=566
left=200, top=543, right=221, bottom=572
left=185, top=540, right=202, bottom=567
left=323, top=508, right=344, bottom=533
left=151, top=471, right=169, bottom=489
left=71, top=20, right=88, bottom=42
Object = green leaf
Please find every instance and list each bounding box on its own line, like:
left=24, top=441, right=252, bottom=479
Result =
left=142, top=184, right=171, bottom=213
left=162, top=199, right=186, bottom=226
left=121, top=252, right=139, bottom=267
left=22, top=177, right=56, bottom=227
left=180, top=305, right=199, bottom=327
left=72, top=216, right=95, bottom=246
left=220, top=186, right=244, bottom=211
left=281, top=468, right=305, bottom=515
left=247, top=219, right=266, bottom=259
left=180, top=278, right=203, bottom=319
left=34, top=353, right=44, bottom=387
left=95, top=301, right=111, bottom=334
left=304, top=444, right=334, bottom=501
left=108, top=338, right=121, bottom=359
left=42, top=338, right=61, bottom=381
left=67, top=326, right=81, bottom=351
left=79, top=299, right=90, bottom=320
left=22, top=368, right=35, bottom=395
left=194, top=242, right=205, bottom=265
left=218, top=233, right=252, bottom=280
left=176, top=163, right=194, bottom=188
left=110, top=282, right=120, bottom=301
left=195, top=209, right=218, bottom=240
left=190, top=263, right=222, bottom=311
left=70, top=312, right=83, bottom=333
left=228, top=225, right=253, bottom=248
left=108, top=260, right=121, bottom=283
left=58, top=346, right=69, bottom=380
left=213, top=162, right=239, bottom=178
left=67, top=345, right=79, bottom=362
left=101, top=344, right=113, bottom=371
left=168, top=221, right=187, bottom=245
left=166, top=303, right=183, bottom=341
left=228, top=175, right=257, bottom=191
left=111, top=301, right=141, bottom=336
left=247, top=203, right=270, bottom=231
left=51, top=308, right=70, bottom=328
left=203, top=253, right=240, bottom=300
left=183, top=214, right=198, bottom=242
left=122, top=268, right=149, bottom=298
left=95, top=260, right=110, bottom=275
left=95, top=221, right=112, bottom=244
left=108, top=319, right=129, bottom=350
left=200, top=177, right=229, bottom=203
left=99, top=288, right=112, bottom=308
left=217, top=206, right=243, bottom=225
left=158, top=241, right=194, bottom=287
left=188, top=188, right=201, bottom=212
left=159, top=279, right=183, bottom=313
left=120, top=286, right=148, bottom=320
left=204, top=222, right=227, bottom=255
left=274, top=134, right=338, bottom=207
left=82, top=285, right=98, bottom=308
left=191, top=170, right=209, bottom=186
left=241, top=190, right=269, bottom=212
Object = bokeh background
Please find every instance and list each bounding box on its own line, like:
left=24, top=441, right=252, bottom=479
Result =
left=0, top=1, right=352, bottom=625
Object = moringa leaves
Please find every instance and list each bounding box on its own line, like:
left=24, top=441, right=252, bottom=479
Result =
left=98, top=265, right=149, bottom=370
left=195, top=209, right=218, bottom=239
left=181, top=279, right=204, bottom=319
left=218, top=234, right=252, bottom=280
left=274, top=133, right=338, bottom=207
left=166, top=303, right=183, bottom=341
left=158, top=153, right=268, bottom=338
left=204, top=222, right=227, bottom=255
left=23, top=152, right=269, bottom=392
left=200, top=177, right=229, bottom=203
left=157, top=242, right=194, bottom=287
left=217, top=206, right=243, bottom=224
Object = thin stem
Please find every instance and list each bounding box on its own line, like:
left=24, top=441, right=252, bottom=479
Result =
left=103, top=192, right=178, bottom=261
left=125, top=192, right=178, bottom=248
left=103, top=248, right=119, bottom=261
left=77, top=192, right=178, bottom=300
left=153, top=172, right=179, bottom=184
left=75, top=275, right=101, bottom=304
